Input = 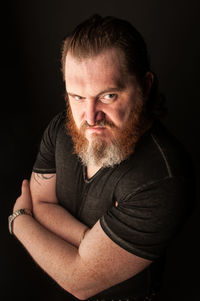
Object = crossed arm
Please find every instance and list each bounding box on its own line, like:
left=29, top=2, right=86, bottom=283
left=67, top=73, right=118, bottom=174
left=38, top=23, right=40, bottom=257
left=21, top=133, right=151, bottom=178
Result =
left=12, top=172, right=152, bottom=300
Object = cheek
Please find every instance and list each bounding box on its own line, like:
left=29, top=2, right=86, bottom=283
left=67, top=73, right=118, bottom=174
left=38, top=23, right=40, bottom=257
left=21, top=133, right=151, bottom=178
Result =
left=106, top=104, right=132, bottom=127
left=116, top=98, right=135, bottom=123
left=69, top=102, right=83, bottom=128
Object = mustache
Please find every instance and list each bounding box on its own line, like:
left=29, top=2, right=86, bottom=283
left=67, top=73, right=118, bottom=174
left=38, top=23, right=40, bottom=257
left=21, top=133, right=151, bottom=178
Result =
left=80, top=119, right=116, bottom=131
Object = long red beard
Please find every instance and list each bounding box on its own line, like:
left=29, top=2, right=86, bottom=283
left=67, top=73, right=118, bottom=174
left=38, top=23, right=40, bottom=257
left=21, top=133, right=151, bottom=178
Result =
left=65, top=100, right=150, bottom=167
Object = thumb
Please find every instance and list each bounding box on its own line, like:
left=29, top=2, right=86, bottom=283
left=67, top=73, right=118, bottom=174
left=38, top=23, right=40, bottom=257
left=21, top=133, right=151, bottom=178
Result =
left=21, top=179, right=30, bottom=195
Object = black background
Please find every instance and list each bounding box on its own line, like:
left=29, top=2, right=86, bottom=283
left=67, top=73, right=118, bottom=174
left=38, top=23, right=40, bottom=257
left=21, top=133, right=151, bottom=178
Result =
left=1, top=1, right=200, bottom=300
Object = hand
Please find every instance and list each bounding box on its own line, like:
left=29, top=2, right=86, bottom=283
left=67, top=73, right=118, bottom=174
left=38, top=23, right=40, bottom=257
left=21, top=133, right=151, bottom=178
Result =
left=13, top=180, right=33, bottom=213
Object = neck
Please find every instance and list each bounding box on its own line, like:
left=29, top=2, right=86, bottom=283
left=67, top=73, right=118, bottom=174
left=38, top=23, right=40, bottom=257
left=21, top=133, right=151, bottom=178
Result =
left=86, top=163, right=102, bottom=179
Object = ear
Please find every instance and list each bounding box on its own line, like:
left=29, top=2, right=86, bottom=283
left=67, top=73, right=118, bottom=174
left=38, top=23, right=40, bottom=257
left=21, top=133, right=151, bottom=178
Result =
left=144, top=71, right=154, bottom=98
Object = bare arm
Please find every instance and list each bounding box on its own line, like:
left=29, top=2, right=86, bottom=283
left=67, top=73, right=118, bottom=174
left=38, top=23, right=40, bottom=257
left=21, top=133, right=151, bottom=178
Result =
left=30, top=172, right=88, bottom=247
left=13, top=180, right=152, bottom=300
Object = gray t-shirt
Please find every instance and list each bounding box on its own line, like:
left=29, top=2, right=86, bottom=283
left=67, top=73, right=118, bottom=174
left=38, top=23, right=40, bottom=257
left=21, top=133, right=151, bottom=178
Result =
left=33, top=111, right=194, bottom=299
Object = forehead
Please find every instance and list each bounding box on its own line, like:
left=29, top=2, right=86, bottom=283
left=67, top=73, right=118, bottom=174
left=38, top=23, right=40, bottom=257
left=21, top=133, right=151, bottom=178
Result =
left=64, top=48, right=127, bottom=92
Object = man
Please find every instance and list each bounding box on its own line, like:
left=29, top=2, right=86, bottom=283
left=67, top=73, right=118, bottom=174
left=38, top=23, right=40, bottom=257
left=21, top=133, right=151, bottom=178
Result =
left=9, top=15, right=194, bottom=300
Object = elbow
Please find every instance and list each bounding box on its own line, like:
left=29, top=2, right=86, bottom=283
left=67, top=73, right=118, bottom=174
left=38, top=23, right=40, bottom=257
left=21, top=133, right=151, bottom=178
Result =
left=61, top=279, right=94, bottom=301
left=59, top=256, right=101, bottom=300
left=71, top=291, right=89, bottom=301
left=62, top=286, right=90, bottom=301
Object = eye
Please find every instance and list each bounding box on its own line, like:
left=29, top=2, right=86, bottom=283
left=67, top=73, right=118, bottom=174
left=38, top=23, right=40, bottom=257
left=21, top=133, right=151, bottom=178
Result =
left=100, top=94, right=117, bottom=103
left=74, top=95, right=83, bottom=101
left=68, top=94, right=83, bottom=102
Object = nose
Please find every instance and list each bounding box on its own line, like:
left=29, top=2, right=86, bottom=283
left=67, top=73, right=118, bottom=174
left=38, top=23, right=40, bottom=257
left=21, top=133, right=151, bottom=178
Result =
left=85, top=99, right=104, bottom=126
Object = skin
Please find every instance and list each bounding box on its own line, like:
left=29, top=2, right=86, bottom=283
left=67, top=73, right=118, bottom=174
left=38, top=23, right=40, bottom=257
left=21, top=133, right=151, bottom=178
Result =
left=66, top=48, right=141, bottom=142
left=12, top=49, right=153, bottom=300
left=65, top=48, right=153, bottom=176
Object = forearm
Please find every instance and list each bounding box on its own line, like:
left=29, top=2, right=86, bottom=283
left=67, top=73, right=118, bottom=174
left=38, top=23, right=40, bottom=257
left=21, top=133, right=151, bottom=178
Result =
left=13, top=214, right=83, bottom=298
left=33, top=202, right=89, bottom=247
left=12, top=179, right=152, bottom=300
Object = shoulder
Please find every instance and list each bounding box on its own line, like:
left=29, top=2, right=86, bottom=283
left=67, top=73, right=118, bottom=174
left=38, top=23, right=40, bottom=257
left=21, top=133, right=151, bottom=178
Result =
left=149, top=120, right=194, bottom=178
left=46, top=111, right=66, bottom=135
left=41, top=110, right=67, bottom=147
left=33, top=111, right=69, bottom=173
left=115, top=120, right=194, bottom=196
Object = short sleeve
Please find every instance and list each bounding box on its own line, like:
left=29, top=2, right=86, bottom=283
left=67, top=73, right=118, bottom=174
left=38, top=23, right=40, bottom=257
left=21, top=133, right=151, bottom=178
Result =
left=33, top=112, right=65, bottom=174
left=100, top=176, right=193, bottom=260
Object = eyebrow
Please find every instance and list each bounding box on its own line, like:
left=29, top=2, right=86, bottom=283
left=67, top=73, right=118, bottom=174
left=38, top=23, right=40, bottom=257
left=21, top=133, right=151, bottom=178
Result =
left=67, top=84, right=125, bottom=99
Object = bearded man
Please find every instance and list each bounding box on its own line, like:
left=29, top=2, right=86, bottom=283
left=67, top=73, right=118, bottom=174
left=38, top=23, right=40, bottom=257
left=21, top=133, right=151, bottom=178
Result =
left=9, top=15, right=195, bottom=301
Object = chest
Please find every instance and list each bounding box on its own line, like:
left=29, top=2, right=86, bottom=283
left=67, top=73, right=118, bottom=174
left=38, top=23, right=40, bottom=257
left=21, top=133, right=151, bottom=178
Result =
left=55, top=138, right=116, bottom=227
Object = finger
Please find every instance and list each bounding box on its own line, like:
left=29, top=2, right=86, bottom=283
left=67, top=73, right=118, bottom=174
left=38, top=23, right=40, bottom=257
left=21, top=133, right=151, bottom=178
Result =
left=22, top=179, right=29, bottom=186
left=21, top=179, right=30, bottom=194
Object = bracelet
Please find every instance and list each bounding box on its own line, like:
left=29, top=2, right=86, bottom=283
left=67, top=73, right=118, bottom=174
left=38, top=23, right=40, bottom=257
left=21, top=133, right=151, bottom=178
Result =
left=8, top=208, right=33, bottom=235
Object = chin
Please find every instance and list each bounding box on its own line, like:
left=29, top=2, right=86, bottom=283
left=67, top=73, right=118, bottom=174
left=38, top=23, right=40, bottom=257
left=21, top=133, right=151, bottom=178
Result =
left=86, top=133, right=112, bottom=144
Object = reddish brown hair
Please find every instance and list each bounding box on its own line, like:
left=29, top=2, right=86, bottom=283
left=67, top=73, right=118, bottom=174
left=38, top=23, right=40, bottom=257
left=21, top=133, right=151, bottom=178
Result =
left=61, top=14, right=166, bottom=119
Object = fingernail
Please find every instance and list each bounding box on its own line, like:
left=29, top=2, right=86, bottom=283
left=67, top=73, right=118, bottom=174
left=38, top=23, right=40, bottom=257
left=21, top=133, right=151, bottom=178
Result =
left=22, top=179, right=27, bottom=186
